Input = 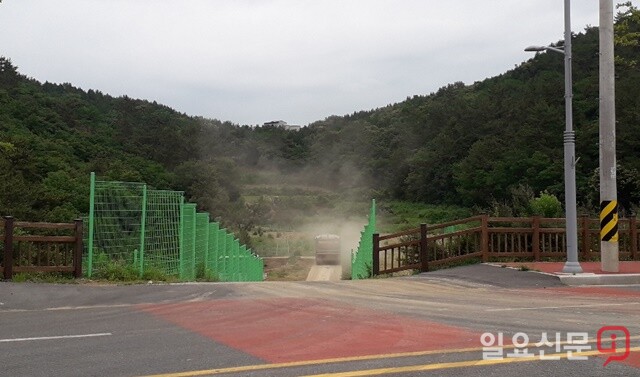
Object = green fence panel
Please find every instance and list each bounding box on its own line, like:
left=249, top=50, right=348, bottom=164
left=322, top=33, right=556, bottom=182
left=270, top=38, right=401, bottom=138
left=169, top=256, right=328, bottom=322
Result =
left=234, top=240, right=242, bottom=281
left=240, top=245, right=249, bottom=282
left=224, top=233, right=236, bottom=281
left=236, top=240, right=245, bottom=281
left=252, top=254, right=262, bottom=281
left=352, top=199, right=376, bottom=280
left=87, top=179, right=145, bottom=276
left=237, top=245, right=245, bottom=282
left=247, top=249, right=257, bottom=281
left=195, top=212, right=210, bottom=278
left=87, top=175, right=185, bottom=279
left=180, top=203, right=197, bottom=280
left=88, top=173, right=262, bottom=282
left=207, top=222, right=220, bottom=275
left=218, top=228, right=227, bottom=281
left=143, top=190, right=183, bottom=277
left=250, top=256, right=257, bottom=281
left=217, top=229, right=228, bottom=281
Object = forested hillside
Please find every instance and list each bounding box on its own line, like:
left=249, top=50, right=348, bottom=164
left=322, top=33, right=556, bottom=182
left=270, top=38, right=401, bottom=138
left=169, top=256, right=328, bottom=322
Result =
left=304, top=4, right=640, bottom=216
left=1, top=5, right=639, bottom=236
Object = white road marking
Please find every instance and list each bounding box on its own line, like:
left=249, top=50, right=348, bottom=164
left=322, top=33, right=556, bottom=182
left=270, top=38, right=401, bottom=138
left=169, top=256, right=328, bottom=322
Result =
left=0, top=333, right=112, bottom=343
left=0, top=303, right=136, bottom=313
left=486, top=302, right=640, bottom=312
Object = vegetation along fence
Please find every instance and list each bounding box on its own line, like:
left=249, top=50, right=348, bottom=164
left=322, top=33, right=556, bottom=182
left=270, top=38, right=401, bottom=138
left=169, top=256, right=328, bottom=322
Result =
left=87, top=172, right=263, bottom=281
left=2, top=216, right=83, bottom=280
left=373, top=215, right=640, bottom=276
left=351, top=199, right=376, bottom=279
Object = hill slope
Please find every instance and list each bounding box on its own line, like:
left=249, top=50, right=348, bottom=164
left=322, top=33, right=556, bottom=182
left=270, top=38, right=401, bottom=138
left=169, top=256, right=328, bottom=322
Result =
left=1, top=5, right=639, bottom=231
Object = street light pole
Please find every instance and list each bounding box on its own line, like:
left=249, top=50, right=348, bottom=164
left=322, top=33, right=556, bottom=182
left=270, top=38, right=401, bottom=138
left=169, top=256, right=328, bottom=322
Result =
left=561, top=0, right=582, bottom=274
left=525, top=0, right=582, bottom=273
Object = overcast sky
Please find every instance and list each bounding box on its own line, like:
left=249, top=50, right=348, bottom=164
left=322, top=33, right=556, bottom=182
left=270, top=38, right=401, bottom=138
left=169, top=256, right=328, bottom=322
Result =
left=1, top=1, right=635, bottom=126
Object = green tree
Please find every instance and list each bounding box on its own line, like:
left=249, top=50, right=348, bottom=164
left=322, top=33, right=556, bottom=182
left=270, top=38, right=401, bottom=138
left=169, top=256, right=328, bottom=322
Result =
left=529, top=192, right=563, bottom=218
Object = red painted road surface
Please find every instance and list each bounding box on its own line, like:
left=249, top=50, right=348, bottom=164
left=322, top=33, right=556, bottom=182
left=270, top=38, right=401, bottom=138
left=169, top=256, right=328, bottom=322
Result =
left=139, top=298, right=481, bottom=363
left=135, top=264, right=640, bottom=371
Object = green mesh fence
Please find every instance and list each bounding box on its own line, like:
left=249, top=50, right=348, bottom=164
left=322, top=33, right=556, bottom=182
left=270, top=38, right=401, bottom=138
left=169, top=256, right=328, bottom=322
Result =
left=195, top=212, right=210, bottom=277
left=86, top=177, right=146, bottom=275
left=223, top=233, right=235, bottom=281
left=144, top=190, right=184, bottom=276
left=351, top=199, right=376, bottom=279
left=87, top=172, right=263, bottom=281
left=207, top=222, right=220, bottom=275
left=180, top=203, right=197, bottom=280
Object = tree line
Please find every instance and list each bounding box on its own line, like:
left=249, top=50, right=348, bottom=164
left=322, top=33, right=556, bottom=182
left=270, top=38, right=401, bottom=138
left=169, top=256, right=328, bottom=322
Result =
left=0, top=4, right=639, bottom=234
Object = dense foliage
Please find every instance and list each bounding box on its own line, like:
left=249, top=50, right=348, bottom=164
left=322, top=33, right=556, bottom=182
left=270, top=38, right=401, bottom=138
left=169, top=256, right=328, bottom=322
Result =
left=1, top=4, right=639, bottom=232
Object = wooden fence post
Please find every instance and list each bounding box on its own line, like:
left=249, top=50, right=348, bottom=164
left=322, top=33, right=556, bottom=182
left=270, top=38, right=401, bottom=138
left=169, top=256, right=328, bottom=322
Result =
left=372, top=233, right=380, bottom=277
left=580, top=215, right=589, bottom=260
left=481, top=215, right=489, bottom=262
left=631, top=216, right=638, bottom=261
left=3, top=216, right=14, bottom=280
left=74, top=219, right=83, bottom=278
left=532, top=216, right=540, bottom=261
left=420, top=223, right=428, bottom=272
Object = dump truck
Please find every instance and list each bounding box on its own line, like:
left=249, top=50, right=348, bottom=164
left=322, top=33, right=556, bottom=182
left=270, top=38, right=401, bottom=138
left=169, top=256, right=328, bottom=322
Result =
left=314, top=234, right=341, bottom=265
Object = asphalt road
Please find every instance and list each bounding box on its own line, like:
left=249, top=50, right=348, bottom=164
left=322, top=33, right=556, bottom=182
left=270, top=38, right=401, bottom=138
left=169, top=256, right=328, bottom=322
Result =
left=1, top=264, right=639, bottom=377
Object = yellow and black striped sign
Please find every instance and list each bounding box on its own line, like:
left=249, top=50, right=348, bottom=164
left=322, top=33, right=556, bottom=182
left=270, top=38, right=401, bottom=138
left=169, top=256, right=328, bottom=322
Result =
left=600, top=200, right=619, bottom=242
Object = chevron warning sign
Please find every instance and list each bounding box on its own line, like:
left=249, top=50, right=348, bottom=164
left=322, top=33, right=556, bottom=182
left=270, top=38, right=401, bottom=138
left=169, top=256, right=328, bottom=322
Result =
left=600, top=200, right=619, bottom=242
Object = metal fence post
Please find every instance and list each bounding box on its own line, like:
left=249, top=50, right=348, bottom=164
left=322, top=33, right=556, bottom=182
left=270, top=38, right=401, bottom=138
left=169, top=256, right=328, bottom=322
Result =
left=178, top=197, right=185, bottom=280
left=139, top=184, right=147, bottom=278
left=87, top=172, right=96, bottom=278
left=3, top=216, right=14, bottom=280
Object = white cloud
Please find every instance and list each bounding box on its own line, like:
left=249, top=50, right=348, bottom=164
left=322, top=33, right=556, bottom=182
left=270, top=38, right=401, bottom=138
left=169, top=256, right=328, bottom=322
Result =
left=0, top=0, right=630, bottom=125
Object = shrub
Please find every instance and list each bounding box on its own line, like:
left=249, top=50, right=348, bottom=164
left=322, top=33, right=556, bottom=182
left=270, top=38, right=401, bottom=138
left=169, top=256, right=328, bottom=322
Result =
left=529, top=192, right=563, bottom=218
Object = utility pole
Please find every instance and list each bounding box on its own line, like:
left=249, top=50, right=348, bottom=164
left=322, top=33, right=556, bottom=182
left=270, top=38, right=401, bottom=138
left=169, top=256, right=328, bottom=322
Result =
left=599, top=0, right=619, bottom=272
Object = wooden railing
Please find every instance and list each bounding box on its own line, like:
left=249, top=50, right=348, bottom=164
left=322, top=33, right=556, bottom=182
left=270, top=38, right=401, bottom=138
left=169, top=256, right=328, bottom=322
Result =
left=373, top=215, right=639, bottom=276
left=1, top=216, right=83, bottom=280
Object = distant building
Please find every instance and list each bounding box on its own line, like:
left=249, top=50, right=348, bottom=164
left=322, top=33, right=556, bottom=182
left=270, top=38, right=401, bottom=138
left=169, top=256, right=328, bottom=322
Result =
left=263, top=120, right=301, bottom=131
left=263, top=120, right=288, bottom=128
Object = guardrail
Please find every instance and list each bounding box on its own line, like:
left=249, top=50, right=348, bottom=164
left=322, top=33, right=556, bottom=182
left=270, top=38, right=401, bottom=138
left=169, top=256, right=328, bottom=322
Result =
left=2, top=216, right=83, bottom=280
left=373, top=215, right=639, bottom=276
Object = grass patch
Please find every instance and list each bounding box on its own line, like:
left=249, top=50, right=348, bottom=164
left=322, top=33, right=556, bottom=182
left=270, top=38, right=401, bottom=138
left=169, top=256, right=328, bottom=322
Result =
left=87, top=253, right=178, bottom=283
left=195, top=263, right=220, bottom=282
left=10, top=272, right=77, bottom=284
left=377, top=201, right=472, bottom=233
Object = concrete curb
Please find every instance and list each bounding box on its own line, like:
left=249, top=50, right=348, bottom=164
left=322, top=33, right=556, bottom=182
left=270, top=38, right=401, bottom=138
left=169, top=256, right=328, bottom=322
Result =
left=484, top=262, right=640, bottom=286
left=557, top=273, right=640, bottom=286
